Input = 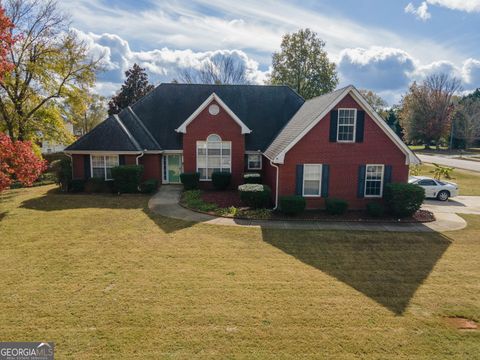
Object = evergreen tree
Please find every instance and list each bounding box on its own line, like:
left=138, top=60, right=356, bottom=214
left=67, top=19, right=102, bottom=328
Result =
left=108, top=64, right=155, bottom=115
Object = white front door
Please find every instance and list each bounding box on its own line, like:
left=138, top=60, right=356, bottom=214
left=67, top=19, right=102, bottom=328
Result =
left=163, top=154, right=183, bottom=184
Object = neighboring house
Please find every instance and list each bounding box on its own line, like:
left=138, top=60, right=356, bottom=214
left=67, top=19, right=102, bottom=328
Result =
left=64, top=84, right=419, bottom=209
left=41, top=122, right=77, bottom=154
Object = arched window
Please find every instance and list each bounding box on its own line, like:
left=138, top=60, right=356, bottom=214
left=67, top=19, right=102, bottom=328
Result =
left=197, top=134, right=231, bottom=180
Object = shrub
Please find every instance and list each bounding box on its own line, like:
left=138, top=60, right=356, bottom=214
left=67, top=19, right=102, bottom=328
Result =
left=111, top=165, right=144, bottom=193
left=366, top=202, right=384, bottom=217
left=384, top=183, right=425, bottom=217
left=84, top=178, right=113, bottom=193
left=51, top=158, right=72, bottom=191
left=243, top=173, right=262, bottom=184
left=211, top=171, right=231, bottom=190
left=238, top=184, right=271, bottom=209
left=139, top=179, right=159, bottom=194
left=70, top=179, right=85, bottom=193
left=180, top=172, right=200, bottom=190
left=325, top=198, right=348, bottom=215
left=279, top=195, right=306, bottom=216
left=182, top=190, right=218, bottom=212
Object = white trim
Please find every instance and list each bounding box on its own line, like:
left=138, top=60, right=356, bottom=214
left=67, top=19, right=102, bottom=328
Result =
left=270, top=160, right=280, bottom=210
left=247, top=153, right=262, bottom=170
left=65, top=150, right=144, bottom=155
left=364, top=164, right=384, bottom=198
left=196, top=134, right=232, bottom=181
left=302, top=164, right=323, bottom=197
left=336, top=108, right=357, bottom=143
left=175, top=92, right=252, bottom=134
left=162, top=149, right=183, bottom=154
left=245, top=150, right=262, bottom=155
left=90, top=154, right=119, bottom=181
left=272, top=85, right=420, bottom=165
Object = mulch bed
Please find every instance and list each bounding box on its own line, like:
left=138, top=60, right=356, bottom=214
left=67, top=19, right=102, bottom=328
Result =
left=201, top=190, right=245, bottom=208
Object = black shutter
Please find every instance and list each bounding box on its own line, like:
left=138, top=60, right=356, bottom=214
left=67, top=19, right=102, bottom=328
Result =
left=356, top=110, right=365, bottom=143
left=357, top=165, right=366, bottom=198
left=383, top=165, right=392, bottom=195
left=295, top=164, right=304, bottom=195
left=329, top=110, right=338, bottom=142
left=119, top=155, right=125, bottom=165
left=321, top=164, right=329, bottom=198
left=84, top=155, right=91, bottom=179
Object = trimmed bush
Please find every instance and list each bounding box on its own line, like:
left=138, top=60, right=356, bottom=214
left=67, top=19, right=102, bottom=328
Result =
left=140, top=179, right=159, bottom=194
left=366, top=202, right=385, bottom=217
left=51, top=158, right=72, bottom=191
left=111, top=165, right=144, bottom=193
left=384, top=183, right=425, bottom=217
left=238, top=184, right=271, bottom=209
left=279, top=195, right=306, bottom=216
left=85, top=178, right=113, bottom=193
left=212, top=171, right=231, bottom=190
left=70, top=179, right=85, bottom=193
left=243, top=173, right=262, bottom=184
left=325, top=198, right=348, bottom=215
left=180, top=172, right=200, bottom=190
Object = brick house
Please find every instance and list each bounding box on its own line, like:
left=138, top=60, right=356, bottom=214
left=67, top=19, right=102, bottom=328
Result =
left=64, top=84, right=419, bottom=209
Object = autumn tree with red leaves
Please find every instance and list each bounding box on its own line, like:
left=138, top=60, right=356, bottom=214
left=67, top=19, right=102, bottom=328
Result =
left=0, top=5, right=15, bottom=80
left=0, top=132, right=46, bottom=192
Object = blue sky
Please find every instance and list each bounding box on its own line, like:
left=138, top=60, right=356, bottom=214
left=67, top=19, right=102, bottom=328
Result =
left=60, top=0, right=480, bottom=104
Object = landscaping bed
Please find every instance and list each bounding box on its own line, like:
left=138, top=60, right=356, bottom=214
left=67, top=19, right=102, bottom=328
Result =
left=180, top=190, right=435, bottom=223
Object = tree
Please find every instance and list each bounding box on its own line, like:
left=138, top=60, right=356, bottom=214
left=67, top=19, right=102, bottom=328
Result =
left=399, top=73, right=461, bottom=149
left=0, top=5, right=16, bottom=80
left=359, top=89, right=387, bottom=114
left=0, top=0, right=101, bottom=142
left=108, top=63, right=155, bottom=115
left=63, top=87, right=107, bottom=135
left=177, top=55, right=251, bottom=85
left=269, top=28, right=338, bottom=99
left=384, top=107, right=404, bottom=139
left=453, top=97, right=480, bottom=148
left=0, top=132, right=46, bottom=192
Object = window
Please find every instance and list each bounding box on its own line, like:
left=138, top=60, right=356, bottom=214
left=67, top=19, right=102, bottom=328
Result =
left=247, top=154, right=262, bottom=170
left=91, top=155, right=119, bottom=180
left=197, top=134, right=231, bottom=180
left=337, top=109, right=357, bottom=142
left=303, top=164, right=322, bottom=196
left=365, top=164, right=384, bottom=197
left=417, top=179, right=437, bottom=186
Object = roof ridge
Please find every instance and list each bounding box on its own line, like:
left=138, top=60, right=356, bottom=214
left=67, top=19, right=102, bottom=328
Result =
left=113, top=114, right=143, bottom=151
left=127, top=106, right=162, bottom=149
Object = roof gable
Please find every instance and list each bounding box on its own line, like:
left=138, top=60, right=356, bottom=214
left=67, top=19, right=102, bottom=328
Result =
left=175, top=93, right=252, bottom=134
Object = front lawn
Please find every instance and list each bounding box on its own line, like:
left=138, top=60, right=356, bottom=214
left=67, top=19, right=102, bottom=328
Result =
left=414, top=164, right=480, bottom=195
left=0, top=186, right=479, bottom=358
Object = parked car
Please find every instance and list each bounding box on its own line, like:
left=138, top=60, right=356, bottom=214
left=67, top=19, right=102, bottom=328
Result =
left=408, top=176, right=459, bottom=201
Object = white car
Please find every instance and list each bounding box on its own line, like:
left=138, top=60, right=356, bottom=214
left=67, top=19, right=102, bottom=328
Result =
left=408, top=176, right=459, bottom=201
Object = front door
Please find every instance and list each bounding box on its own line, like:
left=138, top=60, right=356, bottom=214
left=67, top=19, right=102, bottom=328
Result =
left=166, top=154, right=182, bottom=183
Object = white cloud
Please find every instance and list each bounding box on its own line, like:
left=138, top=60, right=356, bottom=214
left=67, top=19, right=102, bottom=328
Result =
left=426, top=0, right=480, bottom=12
left=405, top=2, right=432, bottom=20
left=462, top=58, right=480, bottom=85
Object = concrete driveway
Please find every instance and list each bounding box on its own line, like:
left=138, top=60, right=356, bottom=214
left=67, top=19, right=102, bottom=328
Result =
left=422, top=196, right=480, bottom=215
left=418, top=154, right=480, bottom=172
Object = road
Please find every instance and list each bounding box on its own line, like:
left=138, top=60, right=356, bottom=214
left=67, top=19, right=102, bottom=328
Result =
left=417, top=154, right=480, bottom=172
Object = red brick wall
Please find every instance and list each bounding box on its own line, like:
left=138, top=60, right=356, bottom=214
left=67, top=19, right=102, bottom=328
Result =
left=139, top=154, right=162, bottom=181
left=182, top=100, right=245, bottom=188
left=278, top=94, right=408, bottom=209
left=72, top=154, right=84, bottom=179
left=124, top=155, right=137, bottom=165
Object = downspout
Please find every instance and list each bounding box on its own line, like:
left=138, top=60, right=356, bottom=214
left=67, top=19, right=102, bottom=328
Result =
left=135, top=151, right=145, bottom=165
left=270, top=160, right=280, bottom=210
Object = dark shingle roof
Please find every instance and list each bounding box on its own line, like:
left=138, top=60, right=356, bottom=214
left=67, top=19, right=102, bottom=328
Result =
left=66, top=83, right=305, bottom=152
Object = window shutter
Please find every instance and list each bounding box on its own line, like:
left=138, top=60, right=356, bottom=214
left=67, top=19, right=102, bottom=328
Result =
left=356, top=110, right=365, bottom=143
left=383, top=165, right=392, bottom=195
left=119, top=155, right=125, bottom=165
left=321, top=164, right=329, bottom=197
left=295, top=164, right=304, bottom=195
left=84, top=155, right=91, bottom=179
left=357, top=165, right=366, bottom=198
left=329, top=110, right=338, bottom=142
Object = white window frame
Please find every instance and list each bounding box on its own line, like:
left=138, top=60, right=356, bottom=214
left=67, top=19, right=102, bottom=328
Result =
left=90, top=154, right=119, bottom=181
left=247, top=154, right=262, bottom=170
left=337, top=108, right=357, bottom=143
left=364, top=164, right=384, bottom=198
left=196, top=134, right=232, bottom=181
left=302, top=164, right=323, bottom=197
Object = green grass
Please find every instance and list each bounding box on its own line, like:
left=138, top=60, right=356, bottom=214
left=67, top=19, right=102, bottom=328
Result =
left=413, top=164, right=480, bottom=195
left=409, top=145, right=480, bottom=155
left=1, top=186, right=479, bottom=358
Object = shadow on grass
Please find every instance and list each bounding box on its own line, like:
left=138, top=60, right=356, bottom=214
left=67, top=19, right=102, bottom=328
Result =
left=261, top=228, right=451, bottom=315
left=143, top=208, right=197, bottom=234
left=0, top=211, right=7, bottom=222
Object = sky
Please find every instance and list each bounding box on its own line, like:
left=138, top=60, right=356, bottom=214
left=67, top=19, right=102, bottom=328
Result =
left=59, top=0, right=480, bottom=104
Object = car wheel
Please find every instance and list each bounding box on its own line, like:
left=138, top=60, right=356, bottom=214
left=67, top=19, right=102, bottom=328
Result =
left=437, top=190, right=449, bottom=201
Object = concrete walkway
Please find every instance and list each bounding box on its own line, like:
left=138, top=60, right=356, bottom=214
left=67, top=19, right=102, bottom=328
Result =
left=418, top=154, right=480, bottom=172
left=148, top=186, right=468, bottom=232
